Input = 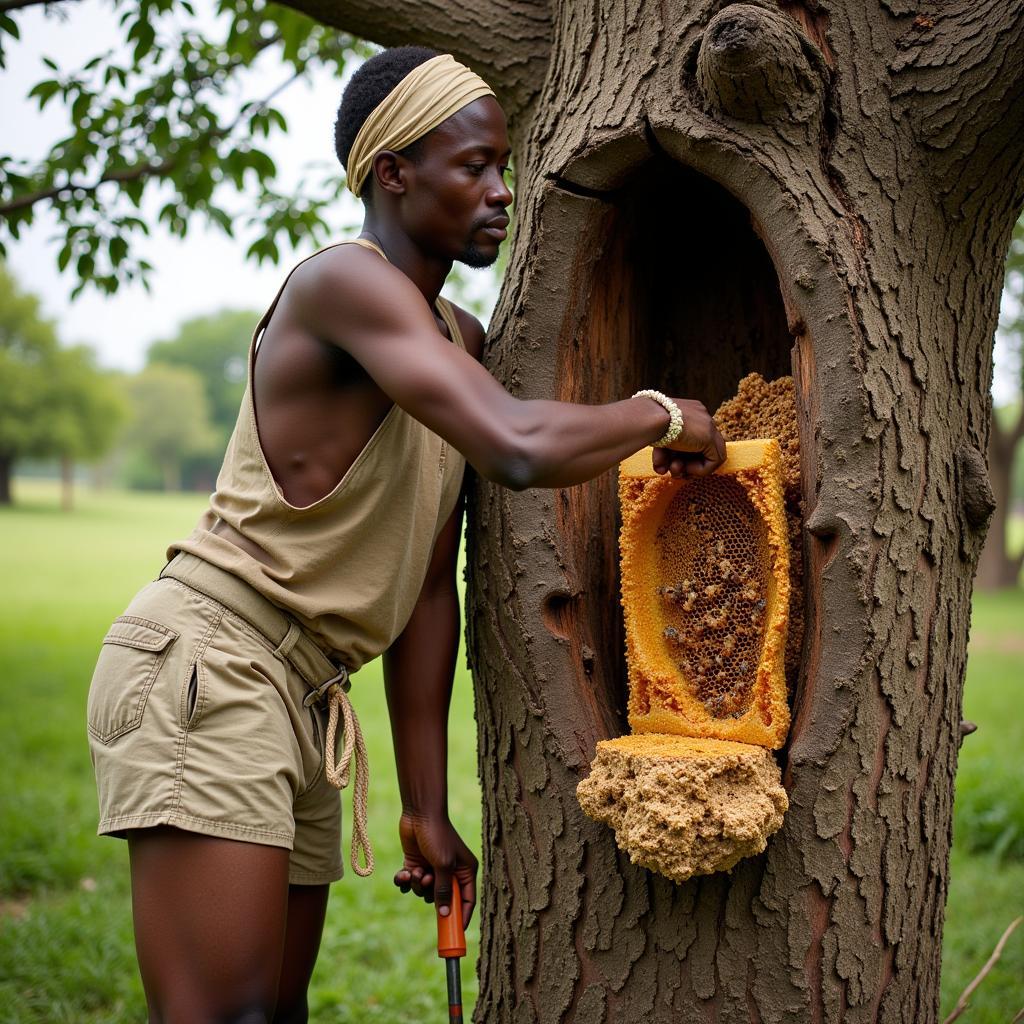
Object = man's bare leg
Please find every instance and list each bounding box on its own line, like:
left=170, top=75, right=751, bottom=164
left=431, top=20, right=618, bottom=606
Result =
left=273, top=883, right=330, bottom=1024
left=128, top=826, right=292, bottom=1023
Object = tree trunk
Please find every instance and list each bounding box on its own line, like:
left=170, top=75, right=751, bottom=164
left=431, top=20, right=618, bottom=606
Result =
left=975, top=419, right=1024, bottom=589
left=282, top=0, right=1024, bottom=1018
left=0, top=453, right=11, bottom=505
left=61, top=454, right=74, bottom=512
left=161, top=458, right=181, bottom=493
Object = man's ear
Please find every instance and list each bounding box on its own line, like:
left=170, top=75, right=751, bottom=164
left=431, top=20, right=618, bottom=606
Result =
left=370, top=150, right=409, bottom=199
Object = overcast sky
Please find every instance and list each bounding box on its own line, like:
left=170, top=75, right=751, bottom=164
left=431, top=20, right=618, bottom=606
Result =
left=2, top=2, right=1019, bottom=403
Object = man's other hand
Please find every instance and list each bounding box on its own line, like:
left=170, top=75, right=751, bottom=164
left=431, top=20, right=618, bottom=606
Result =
left=394, top=811, right=477, bottom=931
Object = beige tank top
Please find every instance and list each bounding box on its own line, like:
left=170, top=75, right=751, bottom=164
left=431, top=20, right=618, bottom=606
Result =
left=169, top=238, right=467, bottom=670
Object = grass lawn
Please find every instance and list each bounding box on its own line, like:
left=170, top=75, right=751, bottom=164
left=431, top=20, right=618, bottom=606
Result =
left=1, top=480, right=1022, bottom=1021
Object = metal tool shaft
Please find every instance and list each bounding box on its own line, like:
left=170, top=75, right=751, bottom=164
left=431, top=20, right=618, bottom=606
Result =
left=446, top=956, right=463, bottom=1021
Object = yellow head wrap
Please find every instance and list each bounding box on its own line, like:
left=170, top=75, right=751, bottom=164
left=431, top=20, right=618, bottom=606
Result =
left=346, top=53, right=497, bottom=199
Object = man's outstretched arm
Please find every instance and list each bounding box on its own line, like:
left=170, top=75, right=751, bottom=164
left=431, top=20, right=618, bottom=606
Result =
left=382, top=485, right=477, bottom=929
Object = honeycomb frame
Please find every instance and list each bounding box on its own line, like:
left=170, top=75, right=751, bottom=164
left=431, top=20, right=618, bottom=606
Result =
left=618, top=439, right=791, bottom=748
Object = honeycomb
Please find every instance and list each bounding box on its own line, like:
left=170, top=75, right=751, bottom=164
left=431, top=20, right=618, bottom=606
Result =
left=576, top=380, right=803, bottom=882
left=713, top=374, right=803, bottom=686
left=618, top=439, right=790, bottom=748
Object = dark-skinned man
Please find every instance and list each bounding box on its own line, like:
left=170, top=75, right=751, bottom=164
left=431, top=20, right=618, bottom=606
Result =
left=86, top=45, right=726, bottom=1023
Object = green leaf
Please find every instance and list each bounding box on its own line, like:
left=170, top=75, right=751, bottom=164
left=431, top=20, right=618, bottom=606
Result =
left=207, top=206, right=234, bottom=235
left=129, top=19, right=157, bottom=64
left=27, top=79, right=61, bottom=110
left=123, top=177, right=146, bottom=208
left=57, top=242, right=73, bottom=273
left=108, top=236, right=128, bottom=266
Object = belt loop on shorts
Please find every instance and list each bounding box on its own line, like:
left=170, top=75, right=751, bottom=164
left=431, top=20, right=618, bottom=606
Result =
left=274, top=622, right=303, bottom=662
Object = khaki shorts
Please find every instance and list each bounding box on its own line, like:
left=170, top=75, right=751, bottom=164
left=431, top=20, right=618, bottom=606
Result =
left=86, top=576, right=343, bottom=885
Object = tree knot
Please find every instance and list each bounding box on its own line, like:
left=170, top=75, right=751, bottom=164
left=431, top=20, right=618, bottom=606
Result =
left=695, top=3, right=826, bottom=127
left=956, top=442, right=995, bottom=532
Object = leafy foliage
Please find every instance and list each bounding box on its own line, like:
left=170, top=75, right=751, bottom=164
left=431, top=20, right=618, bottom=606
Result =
left=0, top=0, right=376, bottom=296
left=0, top=262, right=126, bottom=482
left=147, top=308, right=255, bottom=434
left=142, top=308, right=255, bottom=487
left=122, top=362, right=218, bottom=489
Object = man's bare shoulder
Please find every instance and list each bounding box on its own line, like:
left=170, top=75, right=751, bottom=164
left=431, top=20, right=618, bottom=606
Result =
left=291, top=242, right=410, bottom=303
left=286, top=242, right=432, bottom=347
left=446, top=302, right=486, bottom=362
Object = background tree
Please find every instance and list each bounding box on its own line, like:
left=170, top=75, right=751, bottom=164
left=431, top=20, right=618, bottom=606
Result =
left=145, top=308, right=255, bottom=488
left=976, top=215, right=1024, bottom=589
left=47, top=344, right=127, bottom=509
left=0, top=262, right=124, bottom=506
left=4, top=2, right=1024, bottom=1021
left=123, top=362, right=217, bottom=490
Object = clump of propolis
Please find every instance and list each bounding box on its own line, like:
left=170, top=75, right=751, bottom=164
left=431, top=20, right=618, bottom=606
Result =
left=578, top=397, right=803, bottom=883
left=714, top=374, right=803, bottom=688
left=576, top=735, right=788, bottom=883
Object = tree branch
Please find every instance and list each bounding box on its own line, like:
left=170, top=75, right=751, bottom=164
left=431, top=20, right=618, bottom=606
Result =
left=0, top=56, right=301, bottom=220
left=268, top=0, right=552, bottom=130
left=941, top=916, right=1022, bottom=1024
left=0, top=0, right=77, bottom=12
left=0, top=157, right=175, bottom=217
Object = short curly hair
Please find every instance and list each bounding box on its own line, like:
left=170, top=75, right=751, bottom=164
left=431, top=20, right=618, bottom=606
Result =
left=334, top=45, right=442, bottom=205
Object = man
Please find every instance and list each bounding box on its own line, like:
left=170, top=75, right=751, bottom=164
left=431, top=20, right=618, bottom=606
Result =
left=86, top=45, right=725, bottom=1022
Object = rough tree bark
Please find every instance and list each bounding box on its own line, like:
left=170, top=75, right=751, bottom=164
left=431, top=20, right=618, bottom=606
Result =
left=283, top=1, right=1023, bottom=1019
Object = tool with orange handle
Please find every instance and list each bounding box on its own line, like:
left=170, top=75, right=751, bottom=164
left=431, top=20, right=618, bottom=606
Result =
left=436, top=884, right=466, bottom=1022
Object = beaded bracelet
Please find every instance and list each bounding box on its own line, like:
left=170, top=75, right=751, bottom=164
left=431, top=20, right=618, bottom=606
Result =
left=632, top=389, right=684, bottom=447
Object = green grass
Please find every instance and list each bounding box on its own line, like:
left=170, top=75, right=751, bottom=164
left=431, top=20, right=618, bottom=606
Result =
left=956, top=590, right=1024, bottom=863
left=1, top=481, right=1022, bottom=1021
left=0, top=481, right=482, bottom=1023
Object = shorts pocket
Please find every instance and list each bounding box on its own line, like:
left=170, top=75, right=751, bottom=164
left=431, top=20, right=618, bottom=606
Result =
left=297, top=704, right=326, bottom=796
left=87, top=616, right=178, bottom=745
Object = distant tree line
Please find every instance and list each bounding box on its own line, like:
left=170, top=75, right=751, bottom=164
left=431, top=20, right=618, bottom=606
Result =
left=0, top=259, right=498, bottom=506
left=0, top=260, right=253, bottom=505
left=977, top=216, right=1024, bottom=589
left=123, top=309, right=256, bottom=493
left=0, top=262, right=124, bottom=508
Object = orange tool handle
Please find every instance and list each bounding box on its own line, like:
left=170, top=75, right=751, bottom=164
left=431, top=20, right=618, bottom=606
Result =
left=436, top=883, right=466, bottom=958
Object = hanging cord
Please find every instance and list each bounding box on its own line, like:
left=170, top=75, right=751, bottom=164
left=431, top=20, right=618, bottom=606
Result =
left=324, top=683, right=375, bottom=877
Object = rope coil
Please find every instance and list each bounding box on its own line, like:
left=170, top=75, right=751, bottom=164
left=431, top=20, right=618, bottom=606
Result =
left=324, top=683, right=374, bottom=877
